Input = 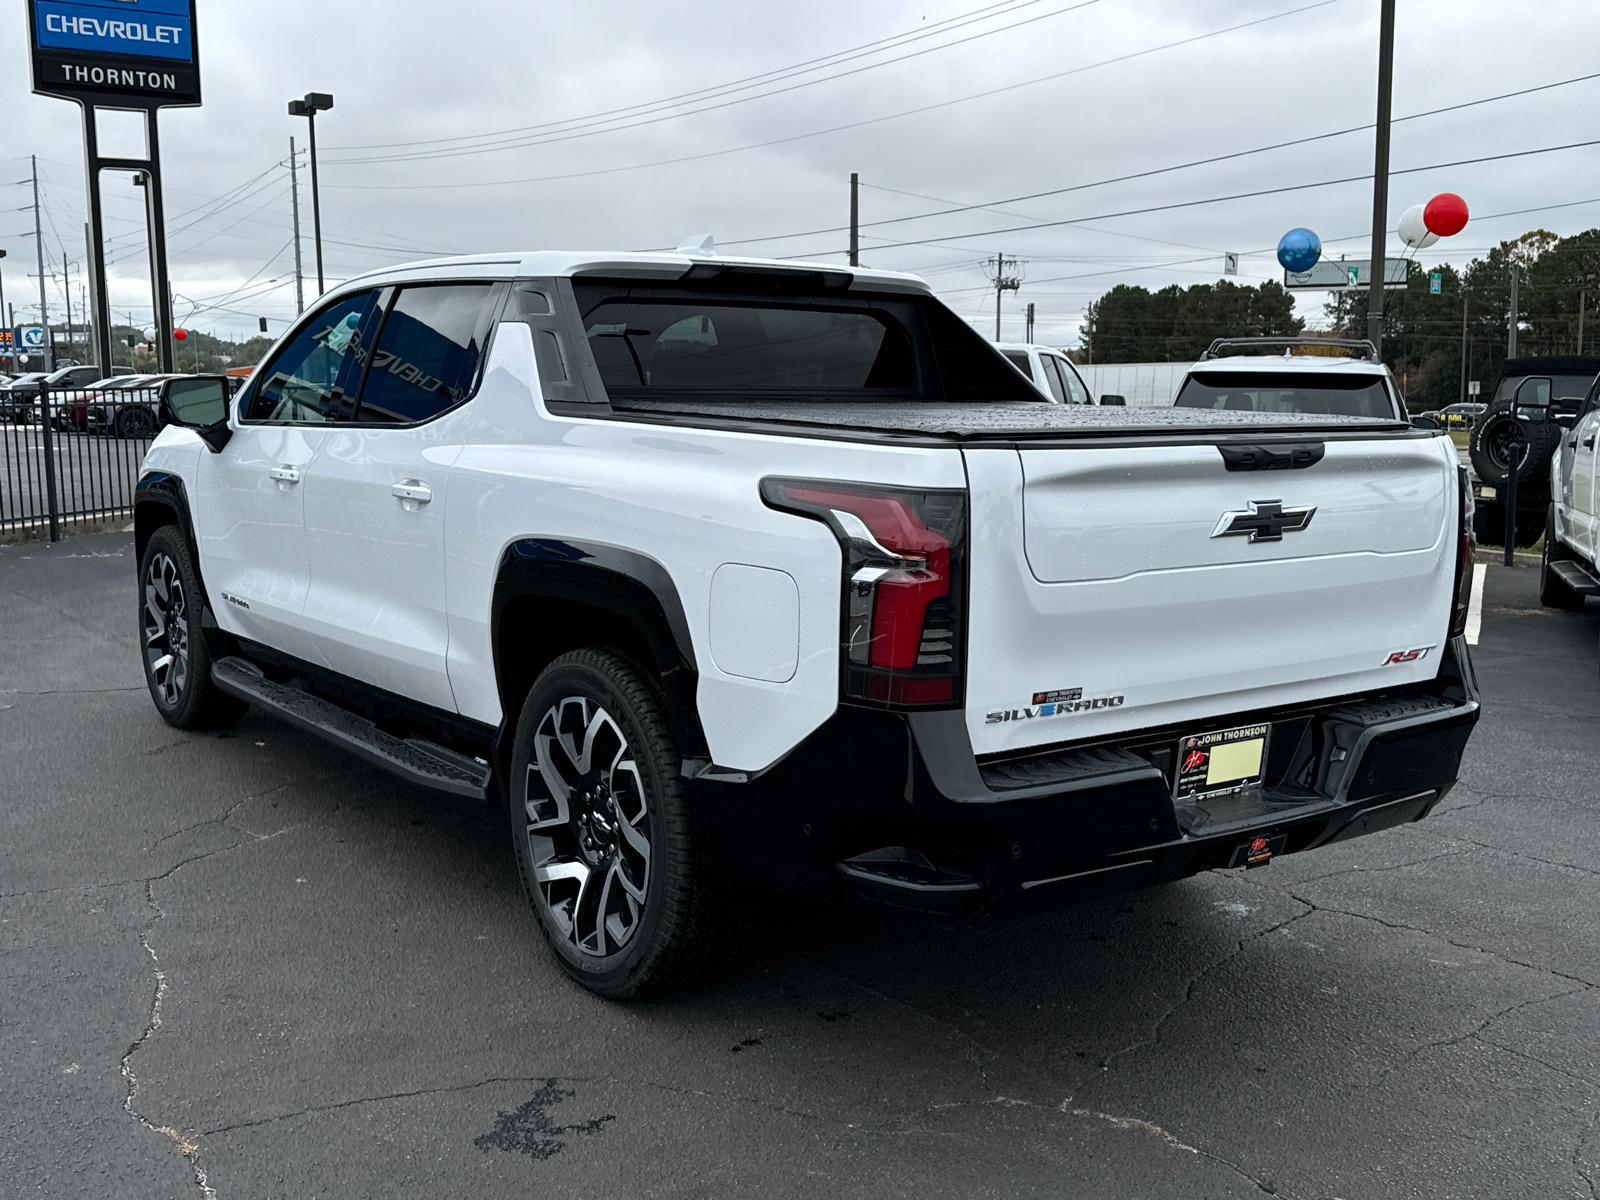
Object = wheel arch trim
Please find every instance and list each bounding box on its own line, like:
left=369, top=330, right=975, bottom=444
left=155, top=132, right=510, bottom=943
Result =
left=491, top=538, right=710, bottom=771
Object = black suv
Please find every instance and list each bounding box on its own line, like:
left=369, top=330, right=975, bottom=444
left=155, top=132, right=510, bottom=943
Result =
left=1469, top=356, right=1600, bottom=546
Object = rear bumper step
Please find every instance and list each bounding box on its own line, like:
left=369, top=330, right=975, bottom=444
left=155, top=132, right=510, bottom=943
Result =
left=211, top=657, right=491, bottom=799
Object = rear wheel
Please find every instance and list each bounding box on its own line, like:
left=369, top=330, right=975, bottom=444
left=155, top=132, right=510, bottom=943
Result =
left=508, top=648, right=742, bottom=999
left=1540, top=505, right=1588, bottom=610
left=138, top=527, right=245, bottom=729
left=116, top=406, right=156, bottom=440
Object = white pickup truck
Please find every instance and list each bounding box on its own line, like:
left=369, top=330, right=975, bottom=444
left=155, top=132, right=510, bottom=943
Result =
left=136, top=249, right=1480, bottom=998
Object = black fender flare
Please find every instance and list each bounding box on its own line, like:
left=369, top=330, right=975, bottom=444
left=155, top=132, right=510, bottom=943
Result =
left=491, top=538, right=709, bottom=766
left=135, top=471, right=233, bottom=659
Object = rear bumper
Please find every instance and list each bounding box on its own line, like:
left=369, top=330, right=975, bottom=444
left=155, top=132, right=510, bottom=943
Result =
left=690, top=637, right=1479, bottom=918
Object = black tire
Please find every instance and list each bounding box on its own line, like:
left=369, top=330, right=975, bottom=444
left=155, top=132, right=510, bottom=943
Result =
left=1469, top=404, right=1561, bottom=495
left=138, top=527, right=246, bottom=729
left=508, top=648, right=742, bottom=1000
left=116, top=407, right=156, bottom=440
left=1540, top=505, right=1587, bottom=610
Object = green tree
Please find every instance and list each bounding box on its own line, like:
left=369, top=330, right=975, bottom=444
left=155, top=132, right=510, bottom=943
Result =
left=1081, top=279, right=1302, bottom=363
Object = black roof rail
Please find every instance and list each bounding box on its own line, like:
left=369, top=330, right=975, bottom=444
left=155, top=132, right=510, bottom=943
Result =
left=1200, top=336, right=1379, bottom=362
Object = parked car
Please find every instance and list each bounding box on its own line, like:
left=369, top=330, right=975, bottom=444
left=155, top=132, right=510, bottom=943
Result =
left=993, top=342, right=1105, bottom=404
left=51, top=374, right=160, bottom=432
left=0, top=372, right=51, bottom=423
left=1174, top=338, right=1406, bottom=420
left=1540, top=371, right=1600, bottom=618
left=137, top=250, right=1479, bottom=998
left=1469, top=357, right=1600, bottom=547
left=1437, top=402, right=1487, bottom=430
left=83, top=375, right=176, bottom=439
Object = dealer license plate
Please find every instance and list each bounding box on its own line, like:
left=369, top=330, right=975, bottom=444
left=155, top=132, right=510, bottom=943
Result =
left=1174, top=723, right=1270, bottom=801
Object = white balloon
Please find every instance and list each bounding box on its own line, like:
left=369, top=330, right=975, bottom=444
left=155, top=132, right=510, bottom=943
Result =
left=1398, top=204, right=1439, bottom=249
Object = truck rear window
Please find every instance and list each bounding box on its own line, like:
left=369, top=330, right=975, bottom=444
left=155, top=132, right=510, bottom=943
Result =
left=1174, top=372, right=1395, bottom=418
left=572, top=281, right=1041, bottom=406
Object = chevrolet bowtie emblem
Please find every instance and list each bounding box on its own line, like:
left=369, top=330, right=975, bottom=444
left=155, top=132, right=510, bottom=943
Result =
left=1211, top=499, right=1316, bottom=543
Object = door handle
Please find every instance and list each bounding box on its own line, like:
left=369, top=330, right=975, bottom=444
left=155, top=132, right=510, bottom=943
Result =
left=391, top=480, right=432, bottom=508
left=267, top=465, right=301, bottom=484
left=1585, top=437, right=1595, bottom=449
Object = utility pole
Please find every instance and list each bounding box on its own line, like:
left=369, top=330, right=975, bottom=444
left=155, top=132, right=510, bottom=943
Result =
left=1508, top=266, right=1519, bottom=359
left=83, top=222, right=99, bottom=371
left=1459, top=281, right=1469, bottom=406
left=989, top=252, right=1022, bottom=341
left=849, top=172, right=859, bottom=268
left=62, top=254, right=73, bottom=362
left=289, top=137, right=306, bottom=314
left=32, top=155, right=52, bottom=372
left=1025, top=302, right=1035, bottom=343
left=1365, top=0, right=1396, bottom=357
left=0, top=249, right=7, bottom=372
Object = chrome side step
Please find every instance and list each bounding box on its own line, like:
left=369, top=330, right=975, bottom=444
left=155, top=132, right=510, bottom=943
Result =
left=211, top=656, right=491, bottom=799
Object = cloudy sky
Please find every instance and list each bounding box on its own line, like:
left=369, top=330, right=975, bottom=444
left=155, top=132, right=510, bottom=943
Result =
left=3, top=0, right=1597, bottom=348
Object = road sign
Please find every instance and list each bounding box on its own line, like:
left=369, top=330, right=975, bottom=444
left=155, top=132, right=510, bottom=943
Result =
left=1284, top=258, right=1409, bottom=290
left=17, top=326, right=47, bottom=351
left=1430, top=272, right=1442, bottom=294
left=1224, top=253, right=1238, bottom=276
left=1468, top=381, right=1480, bottom=396
left=28, top=0, right=202, bottom=108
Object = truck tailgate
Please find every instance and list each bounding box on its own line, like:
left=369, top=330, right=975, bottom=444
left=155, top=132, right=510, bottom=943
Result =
left=962, top=436, right=1460, bottom=758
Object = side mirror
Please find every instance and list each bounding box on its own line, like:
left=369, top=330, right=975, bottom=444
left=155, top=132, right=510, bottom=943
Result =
left=161, top=377, right=232, bottom=452
left=1099, top=394, right=1126, bottom=406
left=1411, top=415, right=1441, bottom=430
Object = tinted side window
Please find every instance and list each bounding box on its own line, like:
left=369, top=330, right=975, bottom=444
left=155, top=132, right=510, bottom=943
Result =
left=1003, top=351, right=1034, bottom=380
left=357, top=284, right=495, bottom=424
left=1055, top=357, right=1093, bottom=405
left=246, top=290, right=382, bottom=423
left=1040, top=356, right=1068, bottom=402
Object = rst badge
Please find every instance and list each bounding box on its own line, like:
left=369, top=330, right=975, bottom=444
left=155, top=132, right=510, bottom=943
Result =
left=1382, top=645, right=1435, bottom=665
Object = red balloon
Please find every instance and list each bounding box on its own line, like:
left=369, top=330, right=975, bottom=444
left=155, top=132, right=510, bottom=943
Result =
left=1424, top=193, right=1469, bottom=237
left=173, top=328, right=188, bottom=341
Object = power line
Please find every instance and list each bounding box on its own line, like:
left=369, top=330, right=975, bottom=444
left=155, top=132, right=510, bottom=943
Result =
left=325, top=0, right=1060, bottom=156
left=327, top=1, right=1105, bottom=167
left=323, top=0, right=1347, bottom=191
left=850, top=137, right=1600, bottom=256
left=723, top=69, right=1600, bottom=253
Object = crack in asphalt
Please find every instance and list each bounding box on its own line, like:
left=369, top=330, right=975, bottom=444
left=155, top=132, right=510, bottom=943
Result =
left=1085, top=900, right=1317, bottom=1086
left=122, top=880, right=217, bottom=1200
left=0, top=686, right=144, bottom=695
left=1283, top=843, right=1481, bottom=886
left=1409, top=825, right=1600, bottom=882
left=1243, top=883, right=1600, bottom=990
left=1366, top=986, right=1591, bottom=1089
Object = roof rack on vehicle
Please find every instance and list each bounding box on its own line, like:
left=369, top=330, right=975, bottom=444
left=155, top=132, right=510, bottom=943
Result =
left=1200, top=336, right=1379, bottom=361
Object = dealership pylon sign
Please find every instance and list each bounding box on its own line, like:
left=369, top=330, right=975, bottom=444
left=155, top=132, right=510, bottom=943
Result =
left=27, top=0, right=203, bottom=374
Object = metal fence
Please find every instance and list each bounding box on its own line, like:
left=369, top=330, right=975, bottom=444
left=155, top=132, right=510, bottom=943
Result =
left=0, top=382, right=159, bottom=539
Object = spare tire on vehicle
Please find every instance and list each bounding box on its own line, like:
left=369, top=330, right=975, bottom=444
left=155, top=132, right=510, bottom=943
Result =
left=1469, top=403, right=1561, bottom=494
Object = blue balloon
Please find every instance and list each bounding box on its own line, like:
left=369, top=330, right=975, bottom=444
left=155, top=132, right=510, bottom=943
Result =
left=1277, top=227, right=1322, bottom=273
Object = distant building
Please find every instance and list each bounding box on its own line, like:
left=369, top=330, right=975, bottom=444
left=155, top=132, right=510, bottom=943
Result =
left=1073, top=362, right=1194, bottom=407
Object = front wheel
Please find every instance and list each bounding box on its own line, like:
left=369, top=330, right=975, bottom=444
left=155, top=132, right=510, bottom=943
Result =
left=509, top=648, right=741, bottom=999
left=138, top=527, right=245, bottom=729
left=117, top=407, right=156, bottom=440
left=1540, top=505, right=1588, bottom=611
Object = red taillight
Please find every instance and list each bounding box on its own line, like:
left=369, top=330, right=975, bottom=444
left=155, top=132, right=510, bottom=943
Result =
left=1449, top=466, right=1474, bottom=637
left=763, top=478, right=966, bottom=709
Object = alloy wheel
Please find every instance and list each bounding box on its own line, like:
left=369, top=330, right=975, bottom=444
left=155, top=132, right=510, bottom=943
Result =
left=142, top=552, right=189, bottom=706
left=524, top=696, right=652, bottom=957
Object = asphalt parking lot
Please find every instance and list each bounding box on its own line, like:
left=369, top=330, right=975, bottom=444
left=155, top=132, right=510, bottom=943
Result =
left=3, top=532, right=1597, bottom=1199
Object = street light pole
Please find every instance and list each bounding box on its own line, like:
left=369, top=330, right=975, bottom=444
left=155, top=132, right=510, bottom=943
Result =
left=0, top=249, right=8, bottom=372
left=288, top=93, right=334, bottom=296
left=1365, top=0, right=1396, bottom=357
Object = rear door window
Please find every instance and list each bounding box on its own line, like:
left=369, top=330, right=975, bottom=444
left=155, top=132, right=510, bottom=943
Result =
left=1054, top=357, right=1093, bottom=405
left=1039, top=356, right=1067, bottom=402
left=356, top=283, right=496, bottom=424
left=1003, top=351, right=1034, bottom=380
left=1174, top=372, right=1395, bottom=418
left=246, top=290, right=383, bottom=423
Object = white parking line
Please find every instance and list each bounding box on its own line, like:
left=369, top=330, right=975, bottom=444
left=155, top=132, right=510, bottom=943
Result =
left=1465, top=563, right=1487, bottom=645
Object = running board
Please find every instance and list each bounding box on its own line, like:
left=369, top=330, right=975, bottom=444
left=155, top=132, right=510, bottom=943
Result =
left=211, top=657, right=491, bottom=799
left=1550, top=559, right=1600, bottom=596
